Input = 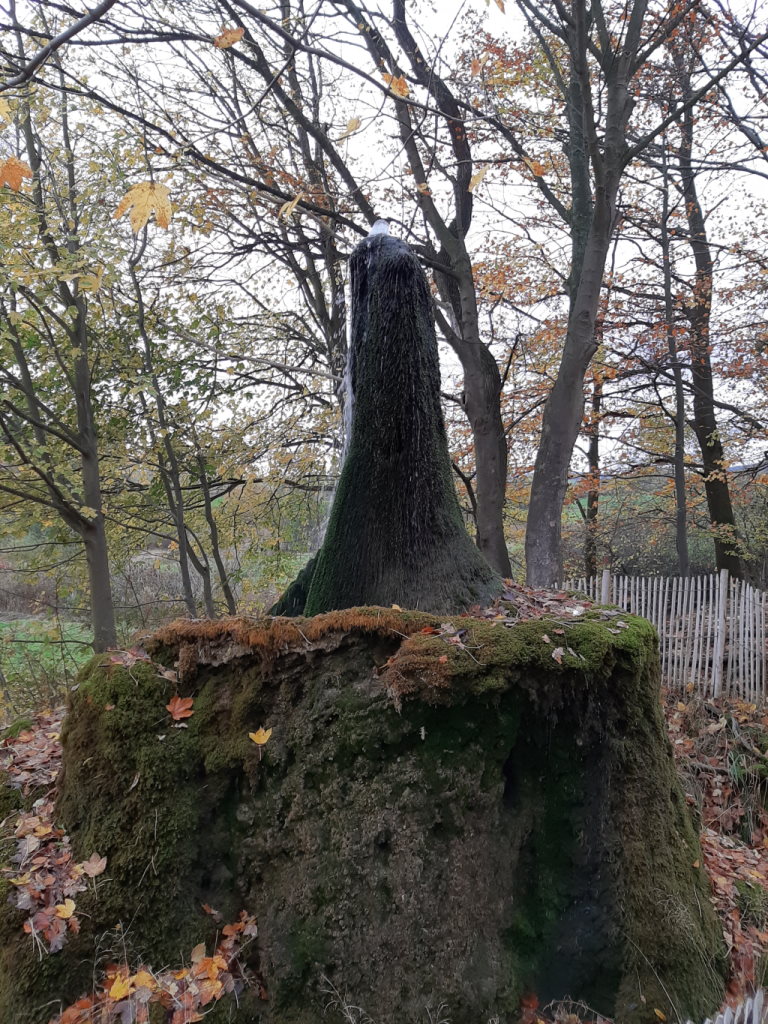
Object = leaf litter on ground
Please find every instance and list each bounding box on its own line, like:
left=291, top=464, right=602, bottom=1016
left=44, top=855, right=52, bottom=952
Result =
left=0, top=707, right=263, bottom=1021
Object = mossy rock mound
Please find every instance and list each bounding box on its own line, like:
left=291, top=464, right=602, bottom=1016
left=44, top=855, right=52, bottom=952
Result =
left=0, top=608, right=725, bottom=1023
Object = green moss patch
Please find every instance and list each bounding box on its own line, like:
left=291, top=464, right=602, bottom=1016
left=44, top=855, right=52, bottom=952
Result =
left=0, top=608, right=726, bottom=1024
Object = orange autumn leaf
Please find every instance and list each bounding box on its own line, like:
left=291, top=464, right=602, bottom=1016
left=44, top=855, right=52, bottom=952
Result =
left=213, top=26, right=244, bottom=48
left=198, top=976, right=224, bottom=1005
left=523, top=155, right=546, bottom=176
left=131, top=969, right=156, bottom=990
left=0, top=156, right=32, bottom=191
left=59, top=998, right=94, bottom=1024
left=166, top=696, right=194, bottom=720
left=382, top=73, right=409, bottom=97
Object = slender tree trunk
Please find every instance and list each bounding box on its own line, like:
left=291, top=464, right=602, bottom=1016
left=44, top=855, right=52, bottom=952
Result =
left=186, top=539, right=215, bottom=618
left=197, top=453, right=237, bottom=614
left=461, top=348, right=511, bottom=576
left=15, top=54, right=117, bottom=651
left=131, top=265, right=199, bottom=615
left=584, top=376, right=602, bottom=579
left=524, top=0, right=648, bottom=586
left=675, top=51, right=742, bottom=578
left=74, top=311, right=117, bottom=651
left=526, top=192, right=614, bottom=585
left=660, top=145, right=690, bottom=576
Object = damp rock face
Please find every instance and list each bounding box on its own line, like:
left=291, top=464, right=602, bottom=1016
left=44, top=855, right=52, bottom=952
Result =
left=273, top=232, right=501, bottom=617
left=0, top=610, right=725, bottom=1023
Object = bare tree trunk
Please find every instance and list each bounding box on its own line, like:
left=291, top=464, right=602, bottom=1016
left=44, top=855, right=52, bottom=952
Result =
left=525, top=0, right=647, bottom=585
left=526, top=195, right=614, bottom=585
left=660, top=144, right=690, bottom=577
left=584, top=377, right=602, bottom=579
left=196, top=452, right=237, bottom=615
left=674, top=49, right=742, bottom=579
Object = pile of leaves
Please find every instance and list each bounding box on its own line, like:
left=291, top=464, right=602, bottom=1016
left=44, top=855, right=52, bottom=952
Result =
left=0, top=706, right=263, bottom=1022
left=478, top=580, right=608, bottom=623
left=50, top=910, right=259, bottom=1024
left=667, top=693, right=768, bottom=1001
left=0, top=708, right=106, bottom=952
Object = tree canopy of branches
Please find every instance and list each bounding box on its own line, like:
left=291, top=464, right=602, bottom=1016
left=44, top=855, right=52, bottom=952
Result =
left=2, top=0, right=768, bottom=637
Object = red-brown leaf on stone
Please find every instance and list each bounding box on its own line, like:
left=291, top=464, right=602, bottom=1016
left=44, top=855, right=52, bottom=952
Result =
left=166, top=696, right=194, bottom=720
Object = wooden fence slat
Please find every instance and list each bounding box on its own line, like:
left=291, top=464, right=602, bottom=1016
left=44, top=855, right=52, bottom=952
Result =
left=708, top=573, right=720, bottom=700
left=560, top=571, right=768, bottom=701
left=729, top=574, right=737, bottom=695
left=692, top=574, right=703, bottom=690
left=741, top=581, right=749, bottom=700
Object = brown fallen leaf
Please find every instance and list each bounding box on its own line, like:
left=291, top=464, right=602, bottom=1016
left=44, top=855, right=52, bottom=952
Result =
left=81, top=852, right=107, bottom=878
left=166, top=696, right=194, bottom=721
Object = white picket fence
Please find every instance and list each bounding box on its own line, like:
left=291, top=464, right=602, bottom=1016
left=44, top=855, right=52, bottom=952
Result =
left=562, top=569, right=768, bottom=701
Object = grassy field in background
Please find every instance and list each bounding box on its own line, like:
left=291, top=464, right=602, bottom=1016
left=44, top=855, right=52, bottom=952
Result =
left=0, top=618, right=92, bottom=719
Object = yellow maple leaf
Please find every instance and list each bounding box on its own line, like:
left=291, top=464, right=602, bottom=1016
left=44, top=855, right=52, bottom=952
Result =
left=468, top=165, right=489, bottom=192
left=0, top=98, right=10, bottom=122
left=113, top=181, right=172, bottom=233
left=338, top=116, right=361, bottom=142
left=278, top=192, right=304, bottom=220
left=214, top=26, right=244, bottom=48
left=131, top=969, right=156, bottom=991
left=108, top=975, right=132, bottom=1000
left=382, top=73, right=409, bottom=98
left=0, top=156, right=33, bottom=191
left=55, top=898, right=76, bottom=919
left=249, top=727, right=272, bottom=745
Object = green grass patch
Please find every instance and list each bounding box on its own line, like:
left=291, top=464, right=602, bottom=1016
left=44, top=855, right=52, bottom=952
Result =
left=0, top=618, right=92, bottom=718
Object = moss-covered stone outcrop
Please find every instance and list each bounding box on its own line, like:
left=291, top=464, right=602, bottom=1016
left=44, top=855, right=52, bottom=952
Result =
left=0, top=609, right=726, bottom=1023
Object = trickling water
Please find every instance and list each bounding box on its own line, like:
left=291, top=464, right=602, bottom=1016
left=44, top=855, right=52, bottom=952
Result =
left=341, top=344, right=355, bottom=462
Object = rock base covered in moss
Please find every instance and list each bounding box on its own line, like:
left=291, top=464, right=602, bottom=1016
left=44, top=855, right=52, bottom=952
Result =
left=0, top=609, right=725, bottom=1023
